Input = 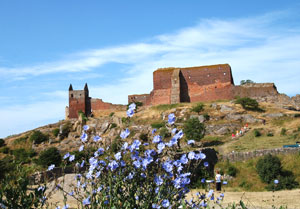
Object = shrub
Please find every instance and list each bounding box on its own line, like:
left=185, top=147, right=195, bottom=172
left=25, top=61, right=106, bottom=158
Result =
left=12, top=136, right=28, bottom=145
left=191, top=103, right=204, bottom=114
left=0, top=147, right=9, bottom=154
left=253, top=129, right=261, bottom=137
left=183, top=118, right=205, bottom=142
left=159, top=127, right=171, bottom=139
left=151, top=122, right=165, bottom=129
left=227, top=164, right=238, bottom=177
left=0, top=157, right=14, bottom=180
left=203, top=113, right=210, bottom=121
left=11, top=148, right=36, bottom=164
left=256, top=154, right=282, bottom=184
left=240, top=79, right=254, bottom=85
left=110, top=123, right=117, bottom=129
left=60, top=122, right=72, bottom=139
left=37, top=147, right=61, bottom=167
left=52, top=128, right=60, bottom=137
left=109, top=112, right=115, bottom=117
left=0, top=138, right=5, bottom=147
left=280, top=128, right=287, bottom=136
left=267, top=132, right=274, bottom=137
left=78, top=110, right=88, bottom=122
left=139, top=133, right=148, bottom=142
left=235, top=97, right=260, bottom=111
left=29, top=130, right=49, bottom=144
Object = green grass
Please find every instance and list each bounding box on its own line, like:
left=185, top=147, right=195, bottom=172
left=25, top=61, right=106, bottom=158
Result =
left=271, top=116, right=293, bottom=126
left=151, top=103, right=183, bottom=111
left=225, top=131, right=298, bottom=153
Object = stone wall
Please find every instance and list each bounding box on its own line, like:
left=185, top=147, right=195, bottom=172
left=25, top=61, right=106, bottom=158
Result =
left=69, top=90, right=88, bottom=119
left=128, top=94, right=151, bottom=106
left=91, top=99, right=126, bottom=112
left=221, top=147, right=300, bottom=162
left=233, top=83, right=278, bottom=98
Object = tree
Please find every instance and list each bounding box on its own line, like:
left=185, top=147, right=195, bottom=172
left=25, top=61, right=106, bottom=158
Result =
left=256, top=154, right=281, bottom=184
left=235, top=97, right=260, bottom=111
left=37, top=147, right=61, bottom=167
left=29, top=130, right=49, bottom=144
left=240, top=79, right=254, bottom=85
left=183, top=118, right=205, bottom=142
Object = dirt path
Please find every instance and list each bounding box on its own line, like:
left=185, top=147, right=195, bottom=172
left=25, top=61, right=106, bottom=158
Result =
left=46, top=174, right=300, bottom=209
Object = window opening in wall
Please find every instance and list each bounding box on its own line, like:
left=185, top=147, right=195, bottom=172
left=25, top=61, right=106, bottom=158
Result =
left=207, top=74, right=210, bottom=77
left=71, top=94, right=73, bottom=98
left=224, top=72, right=226, bottom=75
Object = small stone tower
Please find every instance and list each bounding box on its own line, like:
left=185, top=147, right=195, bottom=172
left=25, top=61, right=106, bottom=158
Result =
left=68, top=83, right=91, bottom=119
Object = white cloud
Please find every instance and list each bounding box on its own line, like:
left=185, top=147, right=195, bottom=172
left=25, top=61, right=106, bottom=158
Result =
left=1, top=10, right=300, bottom=137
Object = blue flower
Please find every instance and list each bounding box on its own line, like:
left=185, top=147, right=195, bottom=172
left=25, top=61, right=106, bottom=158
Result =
left=168, top=113, right=176, bottom=125
left=180, top=154, right=188, bottom=164
left=83, top=196, right=90, bottom=206
left=154, top=175, right=163, bottom=186
left=80, top=160, right=85, bottom=168
left=48, top=164, right=55, bottom=171
left=127, top=108, right=134, bottom=117
left=63, top=152, right=70, bottom=160
left=187, top=140, right=195, bottom=145
left=97, top=147, right=104, bottom=155
left=162, top=199, right=170, bottom=208
left=167, top=137, right=177, bottom=147
left=62, top=205, right=69, bottom=209
left=69, top=155, right=75, bottom=162
left=188, top=151, right=195, bottom=160
left=274, top=179, right=279, bottom=184
left=122, top=142, right=129, bottom=150
left=79, top=145, right=84, bottom=152
left=223, top=181, right=228, bottom=185
left=128, top=103, right=136, bottom=110
left=162, top=161, right=173, bottom=173
left=153, top=135, right=162, bottom=143
left=38, top=186, right=45, bottom=191
left=120, top=128, right=130, bottom=139
left=83, top=125, right=89, bottom=131
left=157, top=142, right=165, bottom=154
left=199, top=152, right=206, bottom=160
left=152, top=128, right=157, bottom=134
left=201, top=178, right=206, bottom=183
left=133, top=160, right=141, bottom=168
left=114, top=152, right=122, bottom=161
left=171, top=128, right=177, bottom=134
left=108, top=160, right=119, bottom=171
left=152, top=203, right=161, bottom=208
left=204, top=161, right=209, bottom=167
left=93, top=135, right=101, bottom=142
left=80, top=132, right=88, bottom=142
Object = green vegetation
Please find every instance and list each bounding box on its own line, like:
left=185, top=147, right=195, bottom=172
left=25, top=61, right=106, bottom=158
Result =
left=11, top=148, right=36, bottom=164
left=240, top=79, right=254, bottom=85
left=151, top=121, right=165, bottom=129
left=151, top=103, right=182, bottom=111
left=253, top=129, right=261, bottom=137
left=12, top=136, right=28, bottom=145
left=227, top=164, right=238, bottom=177
left=78, top=110, right=88, bottom=122
left=235, top=97, right=262, bottom=111
left=37, top=147, right=61, bottom=167
left=52, top=128, right=60, bottom=137
left=0, top=147, right=9, bottom=154
left=256, top=154, right=298, bottom=190
left=183, top=118, right=205, bottom=142
left=109, top=112, right=115, bottom=117
left=139, top=133, right=148, bottom=142
left=159, top=127, right=171, bottom=139
left=127, top=102, right=143, bottom=110
left=110, top=123, right=117, bottom=129
left=280, top=128, right=287, bottom=136
left=0, top=138, right=5, bottom=147
left=29, top=130, right=49, bottom=144
left=60, top=122, right=72, bottom=139
left=191, top=103, right=204, bottom=114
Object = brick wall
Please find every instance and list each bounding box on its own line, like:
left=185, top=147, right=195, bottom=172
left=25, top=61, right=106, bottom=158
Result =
left=233, top=83, right=278, bottom=98
left=69, top=90, right=87, bottom=118
left=128, top=94, right=151, bottom=106
left=91, top=99, right=126, bottom=111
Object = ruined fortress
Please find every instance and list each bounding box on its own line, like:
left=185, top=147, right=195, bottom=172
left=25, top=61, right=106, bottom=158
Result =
left=66, top=64, right=279, bottom=119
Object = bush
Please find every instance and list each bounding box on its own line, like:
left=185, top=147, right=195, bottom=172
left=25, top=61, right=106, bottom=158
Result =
left=235, top=97, right=261, bottom=111
left=139, top=133, right=148, bottom=142
left=267, top=132, right=274, bottom=137
left=280, top=128, right=287, bottom=136
left=60, top=122, right=72, bottom=139
left=183, top=118, right=205, bottom=142
left=256, top=154, right=282, bottom=184
left=78, top=110, right=88, bottom=122
left=110, top=123, right=117, bottom=129
left=227, top=164, right=238, bottom=177
left=191, top=103, right=204, bottom=114
left=240, top=79, right=254, bottom=85
left=0, top=147, right=10, bottom=154
left=253, top=129, right=261, bottom=137
left=159, top=127, right=171, bottom=139
left=29, top=130, right=49, bottom=144
left=11, top=148, right=36, bottom=164
left=0, top=138, right=5, bottom=147
left=52, top=128, right=60, bottom=137
left=0, top=157, right=14, bottom=180
left=203, top=113, right=210, bottom=121
left=12, top=136, right=28, bottom=145
left=37, top=147, right=61, bottom=167
left=151, top=122, right=165, bottom=129
left=109, top=112, right=115, bottom=117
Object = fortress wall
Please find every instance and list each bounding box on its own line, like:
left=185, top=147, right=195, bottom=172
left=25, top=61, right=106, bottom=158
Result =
left=91, top=99, right=126, bottom=111
left=233, top=83, right=278, bottom=98
left=128, top=94, right=151, bottom=106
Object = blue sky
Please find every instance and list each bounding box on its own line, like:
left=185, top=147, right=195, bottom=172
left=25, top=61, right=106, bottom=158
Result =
left=1, top=0, right=300, bottom=138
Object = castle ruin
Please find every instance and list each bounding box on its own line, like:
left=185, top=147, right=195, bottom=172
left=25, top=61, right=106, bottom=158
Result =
left=67, top=64, right=279, bottom=119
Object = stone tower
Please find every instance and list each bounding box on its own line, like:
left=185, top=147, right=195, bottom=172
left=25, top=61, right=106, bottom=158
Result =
left=68, top=83, right=91, bottom=119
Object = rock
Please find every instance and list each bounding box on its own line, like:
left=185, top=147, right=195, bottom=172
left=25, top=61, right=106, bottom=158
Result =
left=190, top=114, right=205, bottom=123
left=263, top=113, right=284, bottom=118
left=112, top=116, right=122, bottom=127
left=215, top=127, right=230, bottom=135
left=99, top=122, right=110, bottom=134
left=220, top=105, right=234, bottom=113
left=211, top=103, right=219, bottom=109
left=242, top=114, right=262, bottom=123
left=225, top=114, right=243, bottom=121
left=206, top=124, right=239, bottom=135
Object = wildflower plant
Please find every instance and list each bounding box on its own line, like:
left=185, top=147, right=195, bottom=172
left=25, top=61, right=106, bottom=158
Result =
left=47, top=104, right=219, bottom=208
